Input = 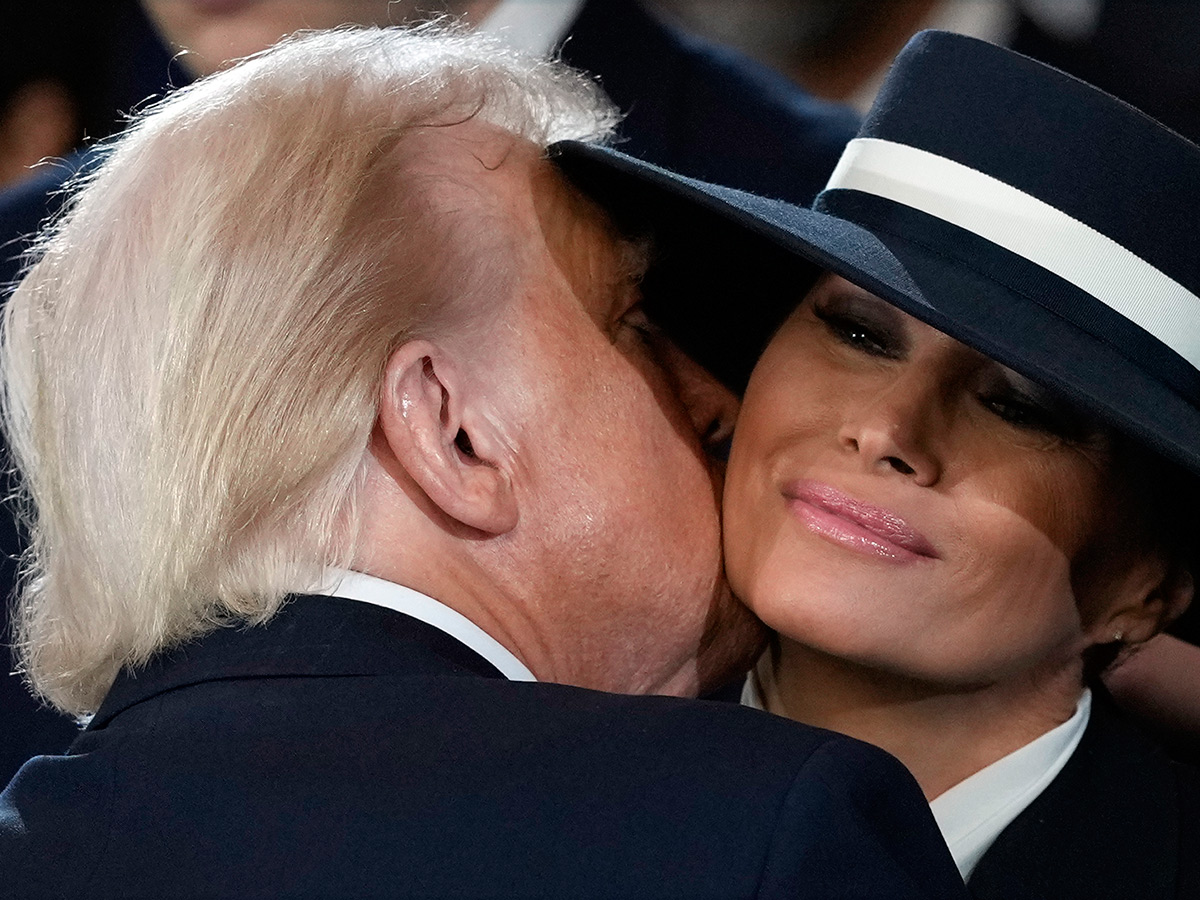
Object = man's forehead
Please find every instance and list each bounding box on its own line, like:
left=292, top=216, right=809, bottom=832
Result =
left=385, top=122, right=643, bottom=325
left=385, top=120, right=561, bottom=248
left=401, top=119, right=538, bottom=185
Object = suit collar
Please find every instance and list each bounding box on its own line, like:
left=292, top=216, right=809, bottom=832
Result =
left=311, top=571, right=536, bottom=682
left=968, top=690, right=1181, bottom=899
left=90, top=594, right=509, bottom=729
left=932, top=689, right=1091, bottom=880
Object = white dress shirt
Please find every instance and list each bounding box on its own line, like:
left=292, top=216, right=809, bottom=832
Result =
left=742, top=673, right=1091, bottom=881
left=312, top=568, right=537, bottom=682
left=929, top=690, right=1090, bottom=880
left=478, top=0, right=586, bottom=56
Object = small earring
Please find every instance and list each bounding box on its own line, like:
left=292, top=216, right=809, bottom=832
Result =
left=1112, top=629, right=1125, bottom=643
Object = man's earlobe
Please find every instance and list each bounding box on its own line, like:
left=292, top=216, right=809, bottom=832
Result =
left=377, top=341, right=518, bottom=535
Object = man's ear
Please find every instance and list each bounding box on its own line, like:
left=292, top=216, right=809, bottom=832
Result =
left=376, top=340, right=518, bottom=536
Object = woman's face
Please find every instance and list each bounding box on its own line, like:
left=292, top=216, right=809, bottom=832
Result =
left=724, top=273, right=1164, bottom=690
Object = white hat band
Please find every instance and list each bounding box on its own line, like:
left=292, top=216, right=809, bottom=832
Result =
left=825, top=137, right=1200, bottom=371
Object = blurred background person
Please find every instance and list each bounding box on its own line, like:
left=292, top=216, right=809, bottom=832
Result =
left=658, top=0, right=1200, bottom=144
left=0, top=5, right=186, bottom=192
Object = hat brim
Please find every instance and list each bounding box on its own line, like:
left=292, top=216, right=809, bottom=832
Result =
left=551, top=140, right=1200, bottom=643
left=550, top=141, right=929, bottom=393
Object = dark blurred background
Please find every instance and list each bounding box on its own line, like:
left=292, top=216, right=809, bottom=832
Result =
left=658, top=0, right=1200, bottom=143
left=0, top=3, right=187, bottom=190
left=4, top=1, right=1199, bottom=194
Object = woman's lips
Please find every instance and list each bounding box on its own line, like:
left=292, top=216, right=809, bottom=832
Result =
left=783, top=480, right=940, bottom=562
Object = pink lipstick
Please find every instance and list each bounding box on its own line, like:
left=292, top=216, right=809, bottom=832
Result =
left=783, top=480, right=939, bottom=562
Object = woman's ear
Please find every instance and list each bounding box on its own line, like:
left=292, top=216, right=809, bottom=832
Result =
left=1095, top=557, right=1194, bottom=647
left=376, top=340, right=518, bottom=536
left=1142, top=562, right=1194, bottom=639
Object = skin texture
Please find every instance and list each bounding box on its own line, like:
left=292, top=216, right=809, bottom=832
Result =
left=724, top=273, right=1190, bottom=797
left=354, top=122, right=763, bottom=697
left=141, top=1, right=501, bottom=76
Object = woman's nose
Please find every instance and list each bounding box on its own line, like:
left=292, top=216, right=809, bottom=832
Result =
left=837, top=377, right=944, bottom=486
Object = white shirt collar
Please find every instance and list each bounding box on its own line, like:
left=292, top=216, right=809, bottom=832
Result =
left=929, top=689, right=1091, bottom=881
left=741, top=671, right=1091, bottom=882
left=311, top=568, right=537, bottom=682
left=477, top=0, right=586, bottom=56
left=740, top=668, right=766, bottom=710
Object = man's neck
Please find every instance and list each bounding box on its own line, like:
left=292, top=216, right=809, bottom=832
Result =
left=355, top=552, right=714, bottom=697
left=762, top=639, right=1084, bottom=800
left=353, top=546, right=545, bottom=671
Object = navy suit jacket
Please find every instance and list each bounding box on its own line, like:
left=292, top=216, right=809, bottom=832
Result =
left=0, top=594, right=968, bottom=899
left=0, top=0, right=859, bottom=785
left=968, top=692, right=1200, bottom=899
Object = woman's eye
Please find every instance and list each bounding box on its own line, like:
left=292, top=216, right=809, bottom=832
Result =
left=980, top=390, right=1090, bottom=441
left=814, top=307, right=899, bottom=358
left=981, top=393, right=1048, bottom=429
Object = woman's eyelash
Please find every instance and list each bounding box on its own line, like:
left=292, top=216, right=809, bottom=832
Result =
left=979, top=388, right=1094, bottom=442
left=813, top=306, right=901, bottom=358
left=980, top=391, right=1051, bottom=429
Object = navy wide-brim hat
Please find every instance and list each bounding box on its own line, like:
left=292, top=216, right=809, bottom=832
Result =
left=550, top=29, right=1200, bottom=640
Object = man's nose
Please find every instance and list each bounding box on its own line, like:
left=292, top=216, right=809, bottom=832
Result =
left=837, top=374, right=944, bottom=486
left=656, top=339, right=740, bottom=460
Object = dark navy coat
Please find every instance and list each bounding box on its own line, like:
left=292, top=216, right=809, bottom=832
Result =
left=968, top=691, right=1200, bottom=899
left=0, top=594, right=967, bottom=899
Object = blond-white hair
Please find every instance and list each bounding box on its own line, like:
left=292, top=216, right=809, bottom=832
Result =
left=2, top=25, right=618, bottom=716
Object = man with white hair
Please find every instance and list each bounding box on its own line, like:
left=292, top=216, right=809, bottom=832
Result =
left=0, top=0, right=856, bottom=780
left=0, top=28, right=963, bottom=899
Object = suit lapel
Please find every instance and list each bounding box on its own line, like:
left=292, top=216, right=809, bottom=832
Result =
left=968, top=695, right=1180, bottom=899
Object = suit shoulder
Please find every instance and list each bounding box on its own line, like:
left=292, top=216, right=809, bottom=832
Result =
left=475, top=679, right=917, bottom=788
left=0, top=739, right=119, bottom=898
